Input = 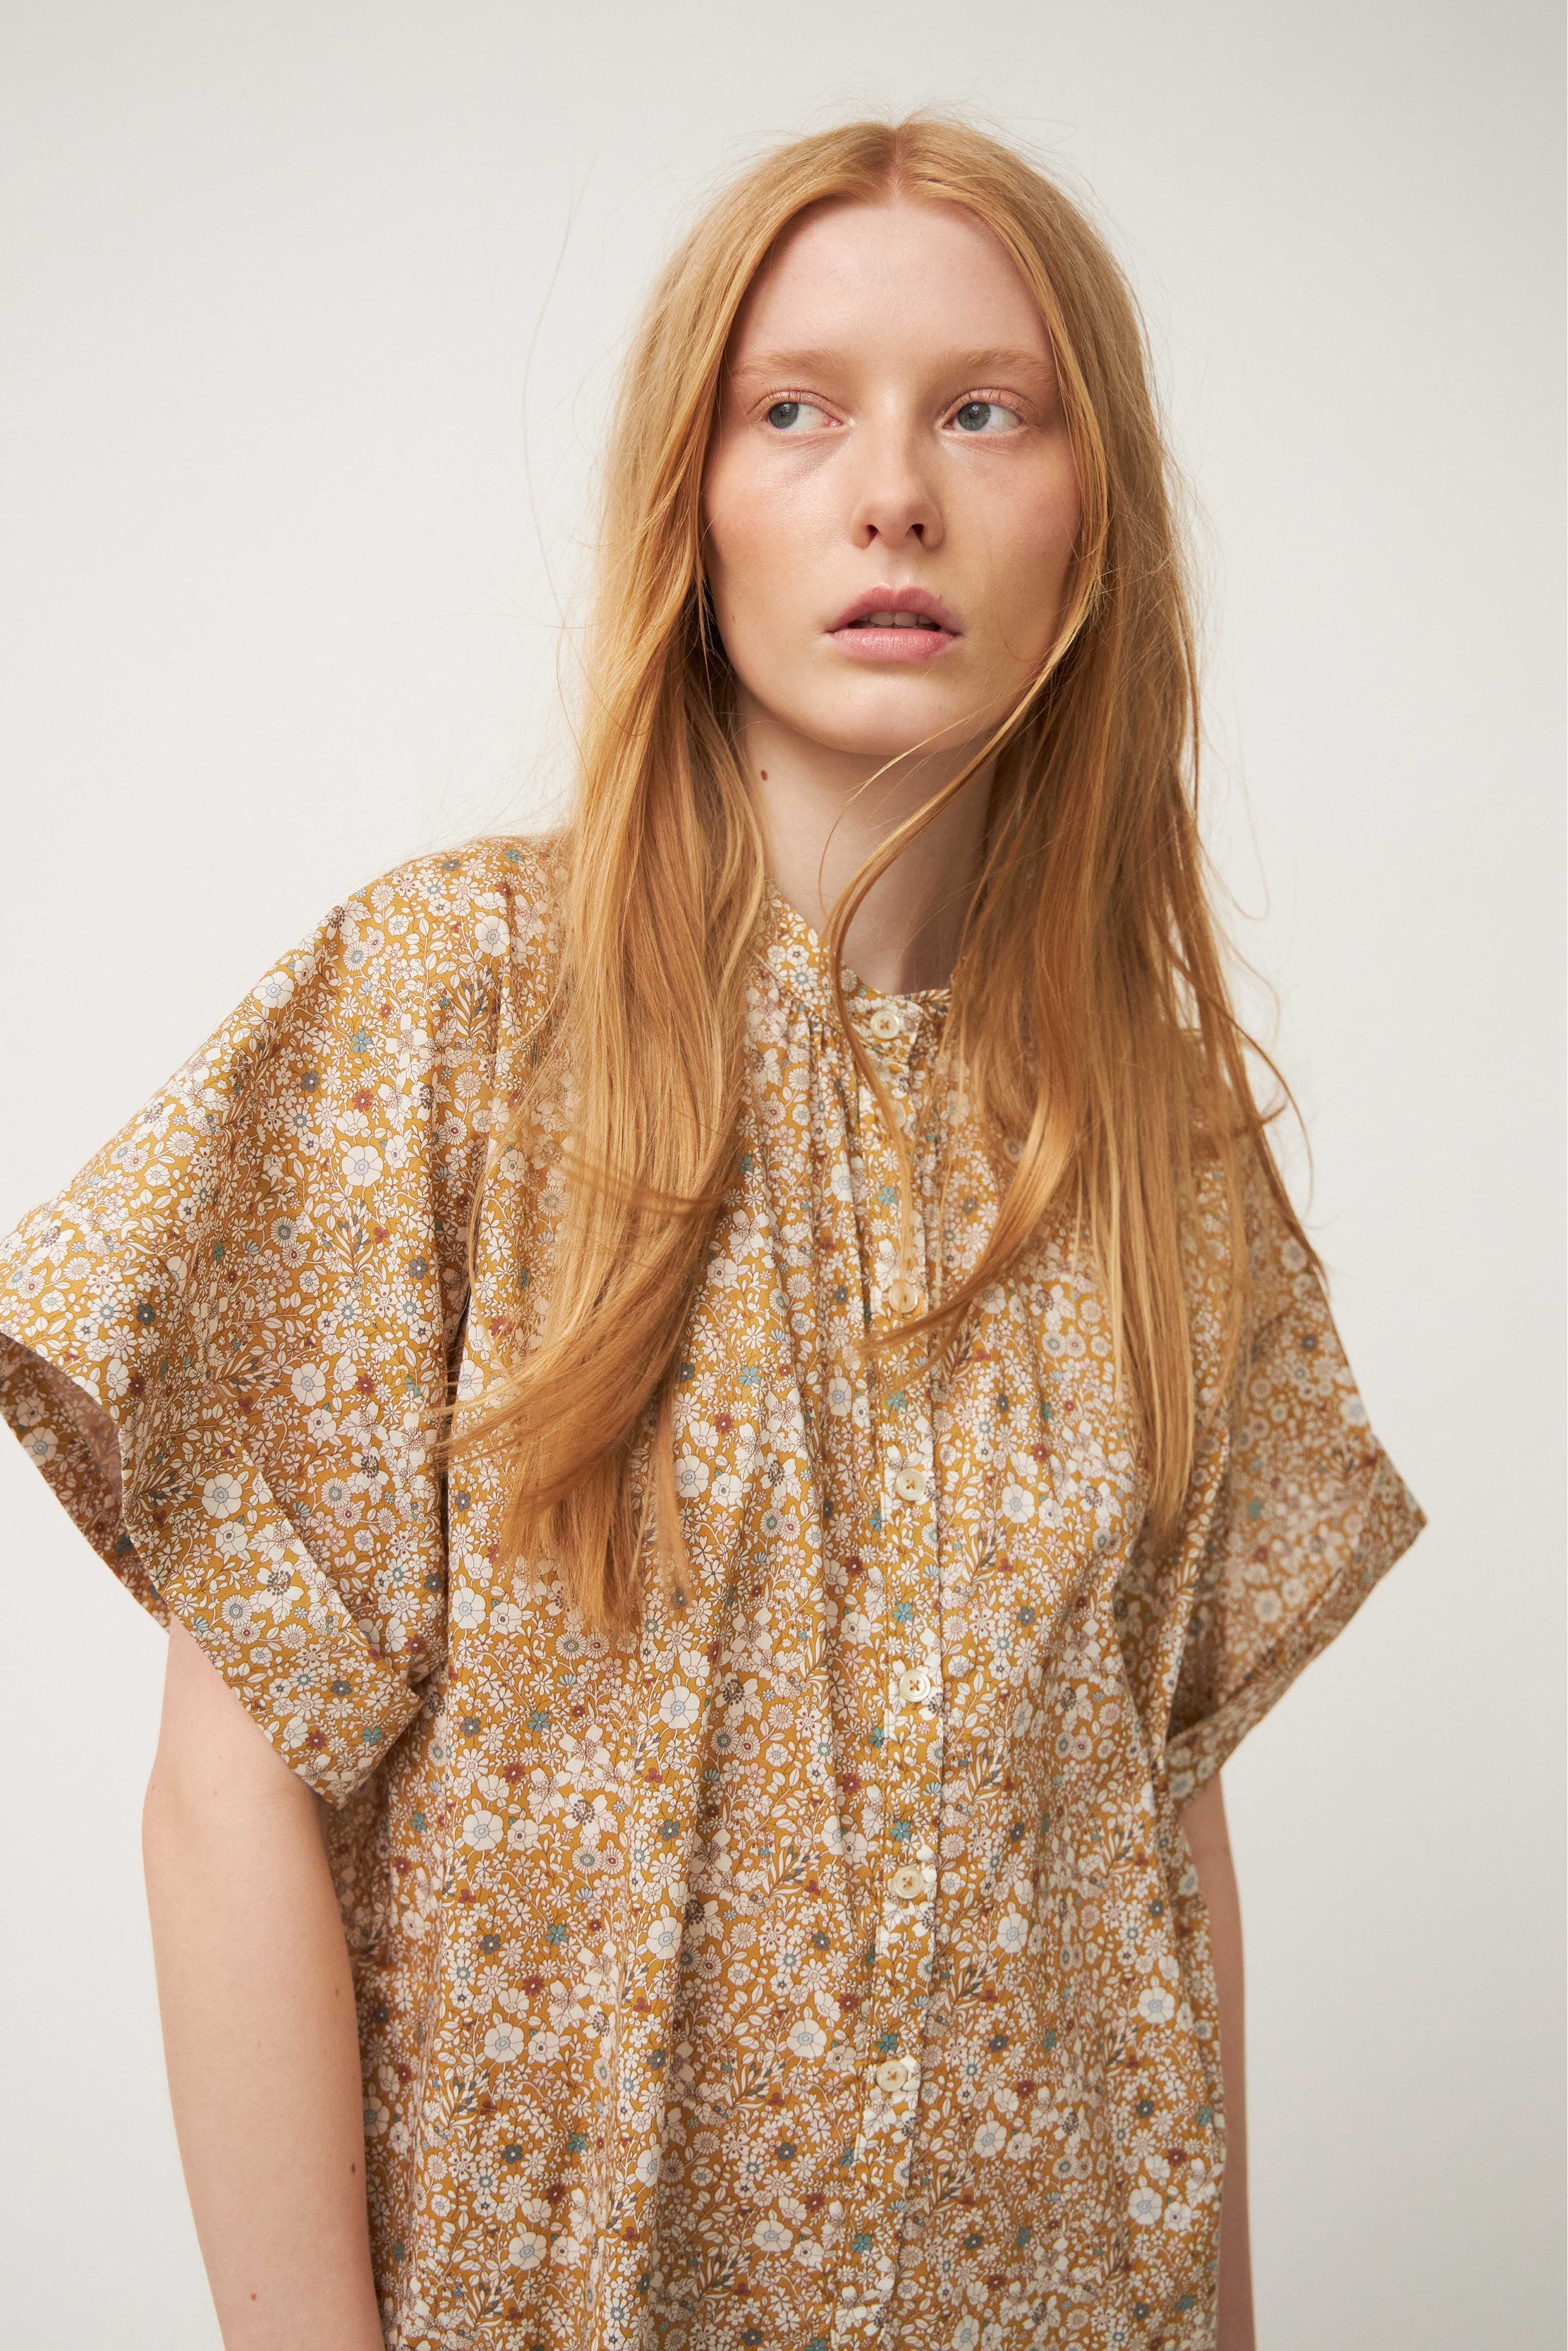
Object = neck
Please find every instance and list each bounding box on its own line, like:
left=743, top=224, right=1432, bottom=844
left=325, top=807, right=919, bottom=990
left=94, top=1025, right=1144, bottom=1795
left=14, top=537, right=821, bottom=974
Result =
left=739, top=696, right=995, bottom=995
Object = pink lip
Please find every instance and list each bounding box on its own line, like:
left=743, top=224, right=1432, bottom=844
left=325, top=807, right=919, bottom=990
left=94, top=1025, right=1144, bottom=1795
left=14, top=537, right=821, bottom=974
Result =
left=827, top=584, right=962, bottom=663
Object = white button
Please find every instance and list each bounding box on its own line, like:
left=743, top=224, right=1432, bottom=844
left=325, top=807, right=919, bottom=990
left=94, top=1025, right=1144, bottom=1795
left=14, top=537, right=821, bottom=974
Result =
left=886, top=1277, right=922, bottom=1316
left=891, top=1863, right=925, bottom=1900
left=875, top=2057, right=909, bottom=2093
left=868, top=1007, right=903, bottom=1040
left=898, top=1666, right=933, bottom=1705
left=894, top=1467, right=924, bottom=1502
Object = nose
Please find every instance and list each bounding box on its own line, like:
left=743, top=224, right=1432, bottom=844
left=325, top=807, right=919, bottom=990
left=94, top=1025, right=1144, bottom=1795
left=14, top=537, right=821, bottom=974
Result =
left=845, top=413, right=945, bottom=552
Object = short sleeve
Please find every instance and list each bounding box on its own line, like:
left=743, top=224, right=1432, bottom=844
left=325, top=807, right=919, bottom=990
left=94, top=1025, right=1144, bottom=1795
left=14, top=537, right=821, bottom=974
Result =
left=1120, top=1143, right=1428, bottom=1799
left=0, top=839, right=546, bottom=1802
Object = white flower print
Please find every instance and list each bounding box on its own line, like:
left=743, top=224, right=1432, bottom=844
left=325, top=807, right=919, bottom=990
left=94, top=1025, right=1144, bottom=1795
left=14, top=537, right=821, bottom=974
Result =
left=658, top=1684, right=701, bottom=1730
left=254, top=1567, right=303, bottom=1624
left=645, top=1914, right=683, bottom=1961
left=341, top=1142, right=383, bottom=1189
left=201, top=1471, right=243, bottom=1519
left=0, top=836, right=1425, bottom=2343
left=673, top=1452, right=709, bottom=1499
left=252, top=968, right=294, bottom=1010
left=995, top=1909, right=1029, bottom=1956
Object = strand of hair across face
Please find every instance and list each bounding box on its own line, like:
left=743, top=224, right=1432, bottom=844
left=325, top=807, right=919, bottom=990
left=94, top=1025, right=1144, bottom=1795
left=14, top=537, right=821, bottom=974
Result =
left=446, top=114, right=1320, bottom=1634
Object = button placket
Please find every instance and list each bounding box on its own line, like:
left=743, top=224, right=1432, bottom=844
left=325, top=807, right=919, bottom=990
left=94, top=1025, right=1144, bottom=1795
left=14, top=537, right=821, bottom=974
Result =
left=830, top=992, right=946, bottom=2337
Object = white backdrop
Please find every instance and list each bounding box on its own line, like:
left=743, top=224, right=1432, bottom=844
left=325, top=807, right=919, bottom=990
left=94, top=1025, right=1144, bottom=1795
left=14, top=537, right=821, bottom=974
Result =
left=1, top=4, right=1561, bottom=2345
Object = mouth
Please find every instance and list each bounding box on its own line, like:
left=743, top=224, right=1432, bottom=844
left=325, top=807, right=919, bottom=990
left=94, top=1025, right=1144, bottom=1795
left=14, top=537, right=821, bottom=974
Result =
left=827, top=585, right=961, bottom=663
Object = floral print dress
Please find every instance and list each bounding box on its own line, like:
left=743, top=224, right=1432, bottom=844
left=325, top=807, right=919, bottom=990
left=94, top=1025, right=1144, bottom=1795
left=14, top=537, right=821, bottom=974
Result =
left=0, top=837, right=1425, bottom=2351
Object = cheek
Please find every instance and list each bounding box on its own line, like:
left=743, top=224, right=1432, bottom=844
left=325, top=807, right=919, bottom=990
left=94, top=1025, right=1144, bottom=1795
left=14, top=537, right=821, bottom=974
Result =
left=977, top=458, right=1081, bottom=643
left=705, top=432, right=840, bottom=584
left=703, top=459, right=831, bottom=703
left=703, top=446, right=793, bottom=616
left=1016, top=473, right=1081, bottom=590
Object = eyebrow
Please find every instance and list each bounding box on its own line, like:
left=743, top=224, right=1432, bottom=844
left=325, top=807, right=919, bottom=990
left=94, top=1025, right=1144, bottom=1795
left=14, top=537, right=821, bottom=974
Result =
left=728, top=344, right=1056, bottom=384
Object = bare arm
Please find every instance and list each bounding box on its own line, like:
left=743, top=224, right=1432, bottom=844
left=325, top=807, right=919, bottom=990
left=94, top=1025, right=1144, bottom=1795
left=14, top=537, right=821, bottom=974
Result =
left=141, top=1618, right=384, bottom=2351
left=1179, top=1772, right=1256, bottom=2351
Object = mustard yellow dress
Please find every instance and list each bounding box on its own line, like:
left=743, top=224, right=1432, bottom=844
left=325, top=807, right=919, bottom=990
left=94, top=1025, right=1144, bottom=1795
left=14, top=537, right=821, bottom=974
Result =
left=0, top=837, right=1425, bottom=2351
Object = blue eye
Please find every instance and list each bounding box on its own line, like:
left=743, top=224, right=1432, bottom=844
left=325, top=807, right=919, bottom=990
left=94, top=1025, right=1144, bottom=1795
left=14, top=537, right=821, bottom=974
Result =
left=765, top=398, right=832, bottom=432
left=951, top=400, right=1019, bottom=435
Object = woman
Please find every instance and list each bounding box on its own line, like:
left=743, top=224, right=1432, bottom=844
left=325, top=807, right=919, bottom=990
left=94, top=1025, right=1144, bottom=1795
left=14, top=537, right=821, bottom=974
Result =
left=0, top=116, right=1424, bottom=2351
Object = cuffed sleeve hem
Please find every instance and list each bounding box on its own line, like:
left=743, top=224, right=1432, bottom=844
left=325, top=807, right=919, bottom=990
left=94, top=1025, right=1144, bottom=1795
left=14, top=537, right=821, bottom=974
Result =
left=0, top=1325, right=425, bottom=1806
left=1162, top=1450, right=1428, bottom=1799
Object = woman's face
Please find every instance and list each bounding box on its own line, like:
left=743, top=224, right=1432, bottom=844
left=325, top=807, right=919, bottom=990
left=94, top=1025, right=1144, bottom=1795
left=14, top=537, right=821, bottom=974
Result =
left=703, top=196, right=1083, bottom=767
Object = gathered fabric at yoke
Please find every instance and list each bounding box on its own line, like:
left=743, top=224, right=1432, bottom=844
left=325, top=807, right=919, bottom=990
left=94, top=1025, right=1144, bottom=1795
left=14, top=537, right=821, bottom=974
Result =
left=0, top=837, right=1425, bottom=2350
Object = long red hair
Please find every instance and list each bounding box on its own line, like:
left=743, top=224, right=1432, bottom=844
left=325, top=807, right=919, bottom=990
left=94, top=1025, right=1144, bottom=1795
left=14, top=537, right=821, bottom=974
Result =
left=454, top=114, right=1315, bottom=1631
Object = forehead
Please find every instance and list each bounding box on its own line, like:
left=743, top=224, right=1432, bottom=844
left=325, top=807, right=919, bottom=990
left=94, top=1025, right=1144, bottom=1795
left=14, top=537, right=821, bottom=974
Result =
left=727, top=196, right=1053, bottom=375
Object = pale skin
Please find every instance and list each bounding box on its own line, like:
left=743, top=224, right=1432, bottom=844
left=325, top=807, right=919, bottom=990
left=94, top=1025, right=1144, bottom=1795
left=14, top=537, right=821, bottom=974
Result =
left=146, top=195, right=1254, bottom=2348
left=145, top=1619, right=387, bottom=2350
left=703, top=192, right=1256, bottom=2342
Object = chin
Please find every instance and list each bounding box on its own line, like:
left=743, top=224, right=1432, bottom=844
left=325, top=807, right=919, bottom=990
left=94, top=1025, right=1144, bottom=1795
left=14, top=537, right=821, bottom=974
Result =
left=793, top=688, right=989, bottom=766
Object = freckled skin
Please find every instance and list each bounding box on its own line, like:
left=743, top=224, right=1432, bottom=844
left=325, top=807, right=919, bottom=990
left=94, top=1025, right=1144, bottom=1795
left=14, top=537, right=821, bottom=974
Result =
left=703, top=197, right=1083, bottom=770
